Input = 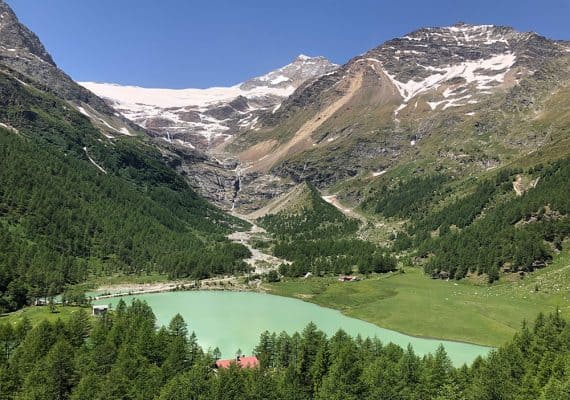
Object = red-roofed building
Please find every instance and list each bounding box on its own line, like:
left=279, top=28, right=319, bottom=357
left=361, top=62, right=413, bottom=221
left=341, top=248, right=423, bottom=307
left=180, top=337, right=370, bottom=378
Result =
left=215, top=355, right=260, bottom=369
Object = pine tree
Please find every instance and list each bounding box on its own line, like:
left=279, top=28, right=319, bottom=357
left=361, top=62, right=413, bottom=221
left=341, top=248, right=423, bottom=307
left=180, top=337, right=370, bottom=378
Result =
left=316, top=342, right=363, bottom=400
left=18, top=339, right=76, bottom=400
left=66, top=309, right=91, bottom=347
left=158, top=364, right=212, bottom=400
left=254, top=331, right=274, bottom=369
left=167, top=314, right=188, bottom=338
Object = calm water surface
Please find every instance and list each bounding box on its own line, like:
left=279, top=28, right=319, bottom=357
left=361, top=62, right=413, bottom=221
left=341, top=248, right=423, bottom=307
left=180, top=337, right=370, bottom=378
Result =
left=95, top=291, right=491, bottom=365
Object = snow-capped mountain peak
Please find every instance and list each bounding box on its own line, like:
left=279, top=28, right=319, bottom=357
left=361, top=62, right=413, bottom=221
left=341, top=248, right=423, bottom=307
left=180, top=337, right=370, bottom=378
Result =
left=80, top=55, right=337, bottom=149
left=240, top=54, right=337, bottom=90
left=343, top=23, right=567, bottom=119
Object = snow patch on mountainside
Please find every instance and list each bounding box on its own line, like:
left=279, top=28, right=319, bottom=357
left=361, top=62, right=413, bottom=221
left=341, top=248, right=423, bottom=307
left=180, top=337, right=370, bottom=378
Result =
left=385, top=52, right=516, bottom=103
left=0, top=122, right=19, bottom=134
left=83, top=147, right=107, bottom=174
left=76, top=105, right=133, bottom=137
left=355, top=46, right=516, bottom=121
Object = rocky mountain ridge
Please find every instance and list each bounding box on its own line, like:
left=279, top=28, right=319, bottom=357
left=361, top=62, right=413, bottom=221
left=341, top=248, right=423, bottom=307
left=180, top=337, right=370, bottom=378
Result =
left=0, top=0, right=138, bottom=138
left=227, top=23, right=569, bottom=198
left=258, top=23, right=568, bottom=134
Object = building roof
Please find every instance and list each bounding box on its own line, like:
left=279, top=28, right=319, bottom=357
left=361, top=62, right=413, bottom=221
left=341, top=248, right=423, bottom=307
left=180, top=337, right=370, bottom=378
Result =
left=215, top=355, right=259, bottom=369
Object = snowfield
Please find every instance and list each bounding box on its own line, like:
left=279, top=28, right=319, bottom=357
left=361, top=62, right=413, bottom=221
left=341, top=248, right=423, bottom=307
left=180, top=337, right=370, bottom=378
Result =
left=79, top=81, right=296, bottom=109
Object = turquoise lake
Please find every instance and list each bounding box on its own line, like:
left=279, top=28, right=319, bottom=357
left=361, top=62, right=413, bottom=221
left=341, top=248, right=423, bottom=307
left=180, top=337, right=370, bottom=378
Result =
left=95, top=291, right=491, bottom=366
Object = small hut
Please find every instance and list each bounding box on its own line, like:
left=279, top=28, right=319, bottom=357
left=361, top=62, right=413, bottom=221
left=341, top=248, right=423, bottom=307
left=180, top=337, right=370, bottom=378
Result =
left=92, top=305, right=109, bottom=316
left=438, top=271, right=450, bottom=280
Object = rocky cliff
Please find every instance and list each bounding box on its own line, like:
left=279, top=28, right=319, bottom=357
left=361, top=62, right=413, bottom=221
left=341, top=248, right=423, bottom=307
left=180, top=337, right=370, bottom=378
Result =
left=0, top=0, right=139, bottom=138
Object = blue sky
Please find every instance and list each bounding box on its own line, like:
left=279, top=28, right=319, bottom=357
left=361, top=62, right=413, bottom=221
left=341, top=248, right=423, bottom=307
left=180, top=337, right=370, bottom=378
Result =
left=6, top=0, right=569, bottom=88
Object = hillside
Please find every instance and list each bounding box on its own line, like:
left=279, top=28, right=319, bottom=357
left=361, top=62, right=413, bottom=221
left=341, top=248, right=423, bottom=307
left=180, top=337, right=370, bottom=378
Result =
left=257, top=182, right=359, bottom=238
left=254, top=182, right=395, bottom=277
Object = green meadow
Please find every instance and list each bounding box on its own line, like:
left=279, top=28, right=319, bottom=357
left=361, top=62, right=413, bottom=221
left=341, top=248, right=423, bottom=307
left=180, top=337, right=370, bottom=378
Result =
left=0, top=305, right=88, bottom=326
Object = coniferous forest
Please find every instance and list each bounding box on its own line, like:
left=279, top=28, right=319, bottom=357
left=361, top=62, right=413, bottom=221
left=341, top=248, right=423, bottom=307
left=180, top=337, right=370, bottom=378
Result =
left=259, top=184, right=396, bottom=277
left=0, top=301, right=568, bottom=400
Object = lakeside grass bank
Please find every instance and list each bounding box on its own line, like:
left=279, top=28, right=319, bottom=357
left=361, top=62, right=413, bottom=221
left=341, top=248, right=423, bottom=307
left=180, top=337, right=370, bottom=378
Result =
left=265, top=249, right=570, bottom=347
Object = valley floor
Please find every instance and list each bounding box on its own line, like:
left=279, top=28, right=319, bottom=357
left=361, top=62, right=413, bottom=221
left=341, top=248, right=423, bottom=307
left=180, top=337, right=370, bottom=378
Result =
left=265, top=249, right=570, bottom=347
left=6, top=248, right=568, bottom=349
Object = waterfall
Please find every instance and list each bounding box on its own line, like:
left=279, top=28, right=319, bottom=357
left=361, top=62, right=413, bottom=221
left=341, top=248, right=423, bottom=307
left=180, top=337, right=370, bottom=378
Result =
left=231, top=165, right=242, bottom=211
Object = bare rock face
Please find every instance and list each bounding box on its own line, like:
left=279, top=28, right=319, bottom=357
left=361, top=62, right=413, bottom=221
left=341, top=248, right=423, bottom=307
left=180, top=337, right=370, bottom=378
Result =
left=0, top=0, right=98, bottom=107
left=0, top=1, right=54, bottom=65
left=177, top=110, right=202, bottom=123
left=159, top=142, right=294, bottom=212
left=80, top=55, right=338, bottom=150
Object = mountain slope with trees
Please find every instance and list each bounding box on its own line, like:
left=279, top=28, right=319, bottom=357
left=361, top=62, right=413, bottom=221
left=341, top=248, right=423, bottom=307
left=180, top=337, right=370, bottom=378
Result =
left=0, top=66, right=250, bottom=313
left=257, top=183, right=396, bottom=277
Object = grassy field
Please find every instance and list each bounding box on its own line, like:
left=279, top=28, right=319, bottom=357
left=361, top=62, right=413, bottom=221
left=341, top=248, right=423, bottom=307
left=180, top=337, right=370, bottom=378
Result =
left=265, top=249, right=570, bottom=347
left=0, top=305, right=89, bottom=326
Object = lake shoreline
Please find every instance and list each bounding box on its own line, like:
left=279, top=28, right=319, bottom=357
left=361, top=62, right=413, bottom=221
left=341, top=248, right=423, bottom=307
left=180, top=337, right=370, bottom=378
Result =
left=265, top=288, right=496, bottom=349
left=89, top=276, right=265, bottom=300
left=93, top=290, right=491, bottom=366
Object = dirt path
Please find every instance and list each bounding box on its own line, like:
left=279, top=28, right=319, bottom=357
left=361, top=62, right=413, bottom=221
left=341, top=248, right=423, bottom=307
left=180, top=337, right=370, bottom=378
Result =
left=90, top=281, right=195, bottom=300
left=321, top=193, right=396, bottom=245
